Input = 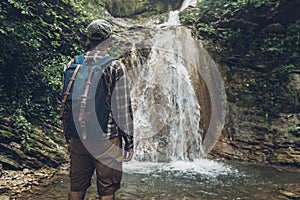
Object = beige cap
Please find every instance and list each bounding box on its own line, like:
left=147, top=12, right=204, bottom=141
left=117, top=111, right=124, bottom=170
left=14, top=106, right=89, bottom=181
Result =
left=87, top=19, right=112, bottom=40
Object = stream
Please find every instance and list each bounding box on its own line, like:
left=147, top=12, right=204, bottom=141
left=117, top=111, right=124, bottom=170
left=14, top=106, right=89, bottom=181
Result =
left=26, top=159, right=300, bottom=199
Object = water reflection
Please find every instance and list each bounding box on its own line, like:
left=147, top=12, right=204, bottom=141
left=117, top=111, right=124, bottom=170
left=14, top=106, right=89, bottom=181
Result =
left=33, top=159, right=300, bottom=200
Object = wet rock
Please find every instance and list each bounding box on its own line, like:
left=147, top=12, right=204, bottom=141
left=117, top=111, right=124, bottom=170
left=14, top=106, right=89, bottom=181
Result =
left=0, top=121, right=68, bottom=170
left=280, top=191, right=299, bottom=199
left=290, top=72, right=300, bottom=90
left=268, top=0, right=300, bottom=26
left=0, top=195, right=9, bottom=200
left=212, top=101, right=300, bottom=168
left=271, top=149, right=300, bottom=167
left=199, top=14, right=218, bottom=23
left=218, top=18, right=259, bottom=30
left=0, top=155, right=21, bottom=170
left=277, top=183, right=300, bottom=199
left=264, top=23, right=286, bottom=34
left=211, top=138, right=237, bottom=160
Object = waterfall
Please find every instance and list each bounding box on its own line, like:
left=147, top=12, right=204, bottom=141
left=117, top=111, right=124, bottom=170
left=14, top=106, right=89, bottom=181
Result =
left=117, top=0, right=226, bottom=163
left=166, top=10, right=180, bottom=26
left=180, top=0, right=198, bottom=11
left=129, top=0, right=210, bottom=162
left=131, top=29, right=203, bottom=162
left=161, top=0, right=198, bottom=26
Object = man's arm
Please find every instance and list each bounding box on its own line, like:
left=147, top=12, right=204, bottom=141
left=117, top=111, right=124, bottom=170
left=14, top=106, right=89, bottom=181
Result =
left=113, top=62, right=134, bottom=156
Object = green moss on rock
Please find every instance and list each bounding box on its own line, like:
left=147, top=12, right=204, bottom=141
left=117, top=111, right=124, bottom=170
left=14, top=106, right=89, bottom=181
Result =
left=104, top=0, right=184, bottom=18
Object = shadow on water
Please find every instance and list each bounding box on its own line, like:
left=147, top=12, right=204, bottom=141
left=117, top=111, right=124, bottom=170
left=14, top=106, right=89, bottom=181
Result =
left=30, top=159, right=300, bottom=200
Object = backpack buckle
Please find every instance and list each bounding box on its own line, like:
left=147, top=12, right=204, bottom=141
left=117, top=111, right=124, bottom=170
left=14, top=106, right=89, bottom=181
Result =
left=80, top=120, right=86, bottom=128
left=81, top=102, right=86, bottom=108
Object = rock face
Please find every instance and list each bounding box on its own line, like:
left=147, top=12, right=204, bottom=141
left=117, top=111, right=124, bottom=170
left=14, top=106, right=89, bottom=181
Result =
left=212, top=107, right=300, bottom=167
left=0, top=118, right=67, bottom=170
left=188, top=0, right=300, bottom=167
left=209, top=59, right=300, bottom=167
left=104, top=0, right=184, bottom=18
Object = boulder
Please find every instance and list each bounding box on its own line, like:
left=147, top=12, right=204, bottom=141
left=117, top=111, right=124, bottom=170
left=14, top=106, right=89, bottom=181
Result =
left=218, top=18, right=259, bottom=30
left=264, top=23, right=286, bottom=34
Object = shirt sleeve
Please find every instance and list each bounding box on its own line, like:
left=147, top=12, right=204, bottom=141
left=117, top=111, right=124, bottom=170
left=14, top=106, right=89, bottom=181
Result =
left=113, top=61, right=134, bottom=150
left=64, top=58, right=74, bottom=72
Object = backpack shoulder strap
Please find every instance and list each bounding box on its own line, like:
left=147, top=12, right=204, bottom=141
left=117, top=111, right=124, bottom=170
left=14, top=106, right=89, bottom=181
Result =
left=78, top=56, right=115, bottom=140
left=59, top=64, right=82, bottom=118
left=74, top=54, right=84, bottom=64
left=95, top=56, right=115, bottom=67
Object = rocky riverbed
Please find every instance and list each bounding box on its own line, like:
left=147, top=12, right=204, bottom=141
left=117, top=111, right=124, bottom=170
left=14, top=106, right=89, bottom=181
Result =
left=0, top=164, right=69, bottom=199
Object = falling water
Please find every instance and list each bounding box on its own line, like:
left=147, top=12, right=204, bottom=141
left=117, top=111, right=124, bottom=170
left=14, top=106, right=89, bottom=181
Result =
left=180, top=0, right=198, bottom=11
left=132, top=30, right=203, bottom=162
left=130, top=0, right=205, bottom=162
left=165, top=10, right=180, bottom=25
left=161, top=0, right=198, bottom=26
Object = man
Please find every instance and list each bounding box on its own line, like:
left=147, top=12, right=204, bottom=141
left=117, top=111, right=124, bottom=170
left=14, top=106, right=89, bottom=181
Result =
left=64, top=19, right=134, bottom=200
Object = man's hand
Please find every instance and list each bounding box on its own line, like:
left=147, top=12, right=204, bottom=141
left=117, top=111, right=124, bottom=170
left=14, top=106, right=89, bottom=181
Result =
left=66, top=144, right=71, bottom=154
left=123, top=148, right=134, bottom=162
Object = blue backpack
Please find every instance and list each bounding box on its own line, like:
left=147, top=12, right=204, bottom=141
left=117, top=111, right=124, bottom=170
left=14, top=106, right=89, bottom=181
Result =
left=60, top=55, right=115, bottom=140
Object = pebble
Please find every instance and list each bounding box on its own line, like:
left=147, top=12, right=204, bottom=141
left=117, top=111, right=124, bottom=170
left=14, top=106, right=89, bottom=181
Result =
left=0, top=195, right=9, bottom=200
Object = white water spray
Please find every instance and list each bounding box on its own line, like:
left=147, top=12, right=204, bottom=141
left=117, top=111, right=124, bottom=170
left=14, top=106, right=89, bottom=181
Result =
left=131, top=0, right=204, bottom=162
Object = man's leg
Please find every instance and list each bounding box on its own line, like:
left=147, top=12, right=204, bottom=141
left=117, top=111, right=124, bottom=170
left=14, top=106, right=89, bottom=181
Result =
left=99, top=194, right=115, bottom=200
left=69, top=138, right=94, bottom=200
left=95, top=137, right=123, bottom=199
left=69, top=191, right=87, bottom=200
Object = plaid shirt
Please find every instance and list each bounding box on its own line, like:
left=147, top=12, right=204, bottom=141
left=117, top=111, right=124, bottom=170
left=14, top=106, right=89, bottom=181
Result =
left=64, top=48, right=134, bottom=150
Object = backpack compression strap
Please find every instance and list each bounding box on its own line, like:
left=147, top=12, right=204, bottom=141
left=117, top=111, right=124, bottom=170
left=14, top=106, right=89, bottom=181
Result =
left=78, top=65, right=96, bottom=140
left=78, top=56, right=115, bottom=140
left=59, top=64, right=82, bottom=118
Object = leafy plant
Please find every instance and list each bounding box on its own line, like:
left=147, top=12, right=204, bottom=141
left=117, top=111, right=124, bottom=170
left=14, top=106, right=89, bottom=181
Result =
left=0, top=0, right=101, bottom=123
left=13, top=109, right=32, bottom=150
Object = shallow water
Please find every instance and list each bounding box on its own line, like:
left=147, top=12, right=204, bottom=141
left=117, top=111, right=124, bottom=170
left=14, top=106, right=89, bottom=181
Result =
left=31, top=159, right=299, bottom=200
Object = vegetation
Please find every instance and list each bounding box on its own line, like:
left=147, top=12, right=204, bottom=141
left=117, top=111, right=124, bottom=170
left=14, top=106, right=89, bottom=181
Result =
left=0, top=0, right=104, bottom=152
left=181, top=0, right=300, bottom=117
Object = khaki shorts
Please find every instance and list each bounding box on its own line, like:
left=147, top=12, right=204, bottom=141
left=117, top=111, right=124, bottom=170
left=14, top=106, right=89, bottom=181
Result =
left=69, top=137, right=123, bottom=196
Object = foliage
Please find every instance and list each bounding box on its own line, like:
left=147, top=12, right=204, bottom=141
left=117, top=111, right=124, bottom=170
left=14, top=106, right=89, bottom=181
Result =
left=181, top=0, right=300, bottom=116
left=13, top=109, right=32, bottom=150
left=0, top=0, right=96, bottom=120
left=0, top=0, right=105, bottom=146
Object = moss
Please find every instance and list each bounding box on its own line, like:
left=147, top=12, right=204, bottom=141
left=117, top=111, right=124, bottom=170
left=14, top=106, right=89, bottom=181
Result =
left=104, top=0, right=184, bottom=18
left=181, top=0, right=300, bottom=117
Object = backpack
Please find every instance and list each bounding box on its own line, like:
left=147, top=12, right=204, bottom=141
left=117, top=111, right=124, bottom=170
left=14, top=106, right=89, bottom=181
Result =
left=60, top=55, right=115, bottom=140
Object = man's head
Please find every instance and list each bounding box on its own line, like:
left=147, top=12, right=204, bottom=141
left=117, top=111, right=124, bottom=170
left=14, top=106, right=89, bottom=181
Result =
left=87, top=19, right=112, bottom=47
